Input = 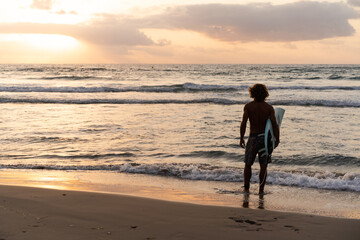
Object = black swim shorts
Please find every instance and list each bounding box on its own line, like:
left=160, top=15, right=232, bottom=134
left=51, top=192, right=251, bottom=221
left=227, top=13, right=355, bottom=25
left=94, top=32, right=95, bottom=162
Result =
left=244, top=133, right=271, bottom=166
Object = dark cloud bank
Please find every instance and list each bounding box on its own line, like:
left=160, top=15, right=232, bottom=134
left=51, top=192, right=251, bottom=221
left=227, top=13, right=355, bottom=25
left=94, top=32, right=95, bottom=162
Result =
left=0, top=1, right=358, bottom=46
left=143, top=1, right=359, bottom=42
left=348, top=0, right=360, bottom=7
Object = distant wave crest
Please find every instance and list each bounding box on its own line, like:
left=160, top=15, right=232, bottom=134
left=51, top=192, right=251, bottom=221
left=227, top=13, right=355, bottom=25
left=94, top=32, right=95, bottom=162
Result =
left=1, top=97, right=359, bottom=107
left=1, top=83, right=360, bottom=93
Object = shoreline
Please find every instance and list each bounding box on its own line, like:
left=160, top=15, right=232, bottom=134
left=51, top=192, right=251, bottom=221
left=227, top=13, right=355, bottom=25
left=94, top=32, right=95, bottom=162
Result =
left=1, top=169, right=360, bottom=220
left=1, top=184, right=360, bottom=240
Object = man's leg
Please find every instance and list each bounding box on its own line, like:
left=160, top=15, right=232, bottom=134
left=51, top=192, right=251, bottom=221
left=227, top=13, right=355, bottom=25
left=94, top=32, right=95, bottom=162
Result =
left=259, top=163, right=268, bottom=194
left=244, top=136, right=256, bottom=192
left=243, top=164, right=252, bottom=192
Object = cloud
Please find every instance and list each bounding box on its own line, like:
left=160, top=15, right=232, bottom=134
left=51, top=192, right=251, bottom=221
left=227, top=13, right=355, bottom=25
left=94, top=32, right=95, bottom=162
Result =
left=55, top=10, right=77, bottom=15
left=141, top=2, right=359, bottom=42
left=31, top=0, right=53, bottom=10
left=156, top=39, right=171, bottom=46
left=348, top=0, right=360, bottom=7
left=72, top=24, right=154, bottom=46
left=0, top=22, right=154, bottom=46
left=2, top=1, right=359, bottom=49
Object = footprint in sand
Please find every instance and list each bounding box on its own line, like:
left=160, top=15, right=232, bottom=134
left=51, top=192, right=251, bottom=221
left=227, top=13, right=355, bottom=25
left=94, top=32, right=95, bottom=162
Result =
left=284, top=225, right=300, bottom=232
left=228, top=217, right=262, bottom=226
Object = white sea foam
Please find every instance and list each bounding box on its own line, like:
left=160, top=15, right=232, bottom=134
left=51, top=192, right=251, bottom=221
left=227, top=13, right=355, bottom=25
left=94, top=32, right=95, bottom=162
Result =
left=1, top=163, right=359, bottom=192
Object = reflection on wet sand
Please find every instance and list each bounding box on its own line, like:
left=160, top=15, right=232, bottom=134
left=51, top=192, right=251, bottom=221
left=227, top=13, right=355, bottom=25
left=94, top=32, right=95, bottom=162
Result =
left=258, top=194, right=265, bottom=209
left=242, top=192, right=265, bottom=210
left=242, top=193, right=249, bottom=208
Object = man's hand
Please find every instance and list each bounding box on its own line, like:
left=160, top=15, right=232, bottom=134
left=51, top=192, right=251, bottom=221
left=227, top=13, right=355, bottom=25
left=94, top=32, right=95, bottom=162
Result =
left=240, top=138, right=246, bottom=148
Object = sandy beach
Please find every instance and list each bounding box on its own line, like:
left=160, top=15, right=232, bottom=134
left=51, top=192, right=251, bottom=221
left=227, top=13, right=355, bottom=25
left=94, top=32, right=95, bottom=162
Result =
left=0, top=185, right=359, bottom=240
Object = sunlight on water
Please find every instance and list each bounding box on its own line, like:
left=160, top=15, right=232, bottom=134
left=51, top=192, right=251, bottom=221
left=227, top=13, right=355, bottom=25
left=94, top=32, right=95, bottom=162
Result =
left=0, top=64, right=360, bottom=218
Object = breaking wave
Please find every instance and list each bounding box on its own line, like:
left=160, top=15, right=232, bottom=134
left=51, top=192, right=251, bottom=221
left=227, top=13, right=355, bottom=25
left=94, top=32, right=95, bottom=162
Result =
left=0, top=162, right=359, bottom=192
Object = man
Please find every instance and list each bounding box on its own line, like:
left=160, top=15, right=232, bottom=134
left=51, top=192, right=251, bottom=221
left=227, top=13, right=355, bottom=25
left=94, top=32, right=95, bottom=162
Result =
left=240, top=83, right=279, bottom=195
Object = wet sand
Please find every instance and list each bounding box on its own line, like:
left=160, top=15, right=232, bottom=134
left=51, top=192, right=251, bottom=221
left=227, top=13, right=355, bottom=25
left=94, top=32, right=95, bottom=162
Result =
left=0, top=185, right=359, bottom=240
left=1, top=169, right=360, bottom=219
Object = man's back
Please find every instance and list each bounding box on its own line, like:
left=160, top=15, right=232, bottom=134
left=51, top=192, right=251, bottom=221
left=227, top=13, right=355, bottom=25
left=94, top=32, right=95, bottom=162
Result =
left=245, top=101, right=273, bottom=134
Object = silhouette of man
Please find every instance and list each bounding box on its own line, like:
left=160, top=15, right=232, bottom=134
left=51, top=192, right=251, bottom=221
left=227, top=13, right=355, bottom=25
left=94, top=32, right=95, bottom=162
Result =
left=240, top=84, right=279, bottom=194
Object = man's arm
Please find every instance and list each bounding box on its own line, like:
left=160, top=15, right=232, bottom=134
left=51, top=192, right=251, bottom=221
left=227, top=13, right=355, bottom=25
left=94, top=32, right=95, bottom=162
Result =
left=240, top=106, right=248, bottom=148
left=269, top=108, right=280, bottom=148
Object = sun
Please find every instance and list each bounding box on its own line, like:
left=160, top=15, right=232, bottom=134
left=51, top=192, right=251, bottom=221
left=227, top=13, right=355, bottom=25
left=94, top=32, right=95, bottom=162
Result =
left=1, top=33, right=79, bottom=51
left=25, top=34, right=79, bottom=50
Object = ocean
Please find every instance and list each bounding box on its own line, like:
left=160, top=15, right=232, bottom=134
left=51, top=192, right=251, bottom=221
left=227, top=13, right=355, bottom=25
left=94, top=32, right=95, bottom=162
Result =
left=1, top=64, right=359, bottom=218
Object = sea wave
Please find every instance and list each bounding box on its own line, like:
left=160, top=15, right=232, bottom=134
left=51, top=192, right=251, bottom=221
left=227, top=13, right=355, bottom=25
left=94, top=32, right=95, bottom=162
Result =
left=37, top=76, right=94, bottom=80
left=0, top=83, right=240, bottom=93
left=17, top=67, right=45, bottom=72
left=1, top=83, right=360, bottom=93
left=0, top=97, right=240, bottom=105
left=179, top=152, right=360, bottom=167
left=274, top=154, right=360, bottom=167
left=179, top=150, right=240, bottom=160
left=328, top=74, right=344, bottom=80
left=270, top=99, right=360, bottom=108
left=16, top=67, right=110, bottom=73
left=0, top=153, right=135, bottom=160
left=79, top=67, right=109, bottom=71
left=0, top=163, right=359, bottom=192
left=2, top=151, right=358, bottom=167
left=1, top=97, right=359, bottom=107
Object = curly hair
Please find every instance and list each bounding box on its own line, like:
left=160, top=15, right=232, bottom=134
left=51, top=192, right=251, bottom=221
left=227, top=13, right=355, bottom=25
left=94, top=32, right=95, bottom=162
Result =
left=249, top=84, right=269, bottom=102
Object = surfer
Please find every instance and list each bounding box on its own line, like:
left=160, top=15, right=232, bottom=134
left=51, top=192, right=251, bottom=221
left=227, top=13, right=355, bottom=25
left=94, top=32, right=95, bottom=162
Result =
left=240, top=83, right=279, bottom=195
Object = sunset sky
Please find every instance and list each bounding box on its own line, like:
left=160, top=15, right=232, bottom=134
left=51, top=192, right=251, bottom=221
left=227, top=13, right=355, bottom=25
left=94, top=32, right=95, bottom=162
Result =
left=0, top=0, right=359, bottom=64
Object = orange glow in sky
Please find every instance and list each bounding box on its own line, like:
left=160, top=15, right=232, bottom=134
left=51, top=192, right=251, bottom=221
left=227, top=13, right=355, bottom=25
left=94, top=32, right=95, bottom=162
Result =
left=0, top=0, right=359, bottom=64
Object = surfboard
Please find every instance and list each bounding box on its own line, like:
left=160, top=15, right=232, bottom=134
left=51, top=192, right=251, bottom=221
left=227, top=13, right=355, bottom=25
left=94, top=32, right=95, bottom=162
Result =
left=264, top=108, right=285, bottom=157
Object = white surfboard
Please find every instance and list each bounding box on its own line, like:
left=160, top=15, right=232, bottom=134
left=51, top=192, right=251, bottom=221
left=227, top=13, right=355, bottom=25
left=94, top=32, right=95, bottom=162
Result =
left=264, top=108, right=285, bottom=157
